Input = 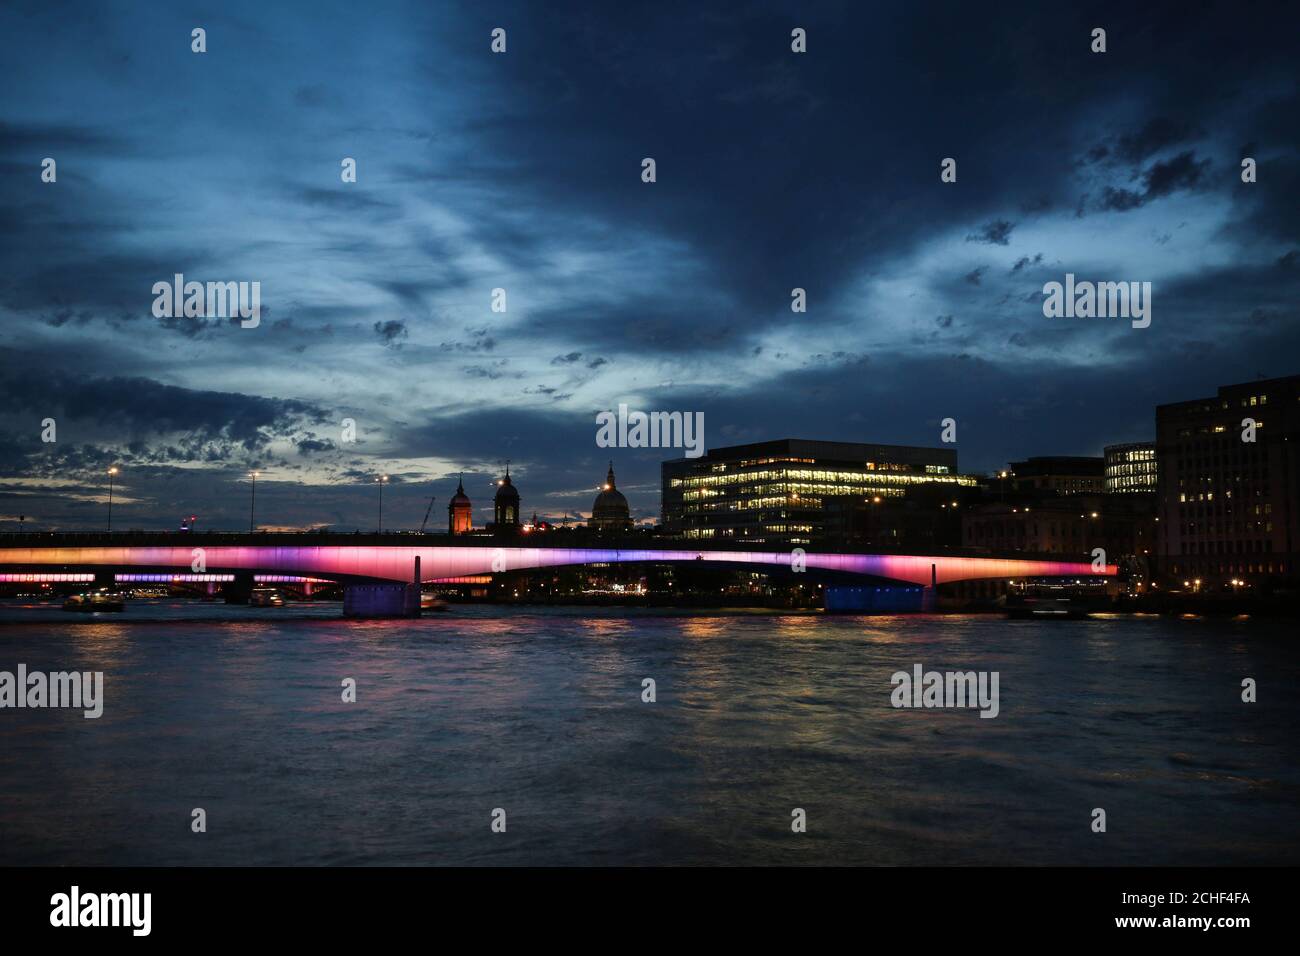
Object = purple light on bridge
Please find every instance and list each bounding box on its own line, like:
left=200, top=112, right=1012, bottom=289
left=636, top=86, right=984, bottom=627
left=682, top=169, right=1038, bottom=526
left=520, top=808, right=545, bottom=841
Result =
left=112, top=574, right=331, bottom=583
left=0, top=544, right=1115, bottom=586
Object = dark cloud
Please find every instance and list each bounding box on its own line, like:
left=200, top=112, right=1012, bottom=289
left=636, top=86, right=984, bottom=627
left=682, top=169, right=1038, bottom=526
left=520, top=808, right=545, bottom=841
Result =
left=1098, top=150, right=1213, bottom=211
left=0, top=350, right=330, bottom=452
left=1113, top=118, right=1202, bottom=164
left=967, top=220, right=1016, bottom=246
left=0, top=120, right=135, bottom=155
left=1144, top=150, right=1213, bottom=198
left=439, top=329, right=498, bottom=353
left=297, top=438, right=337, bottom=455
left=373, top=319, right=409, bottom=348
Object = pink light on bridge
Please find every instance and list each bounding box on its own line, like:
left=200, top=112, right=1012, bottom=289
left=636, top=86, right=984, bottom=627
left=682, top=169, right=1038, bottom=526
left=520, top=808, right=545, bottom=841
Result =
left=0, top=572, right=95, bottom=583
left=0, top=544, right=1115, bottom=586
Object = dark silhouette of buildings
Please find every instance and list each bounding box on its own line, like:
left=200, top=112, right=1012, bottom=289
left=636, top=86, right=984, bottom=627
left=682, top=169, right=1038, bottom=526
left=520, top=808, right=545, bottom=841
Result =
left=1006, top=456, right=1106, bottom=496
left=823, top=484, right=979, bottom=549
left=962, top=495, right=1154, bottom=567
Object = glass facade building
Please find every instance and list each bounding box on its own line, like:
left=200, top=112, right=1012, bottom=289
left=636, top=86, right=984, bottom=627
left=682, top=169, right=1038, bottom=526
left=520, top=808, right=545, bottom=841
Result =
left=1104, top=441, right=1157, bottom=494
left=661, top=439, right=975, bottom=545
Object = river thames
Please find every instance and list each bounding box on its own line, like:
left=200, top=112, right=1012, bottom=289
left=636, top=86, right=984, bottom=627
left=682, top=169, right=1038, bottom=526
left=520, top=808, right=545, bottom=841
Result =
left=1, top=601, right=1296, bottom=866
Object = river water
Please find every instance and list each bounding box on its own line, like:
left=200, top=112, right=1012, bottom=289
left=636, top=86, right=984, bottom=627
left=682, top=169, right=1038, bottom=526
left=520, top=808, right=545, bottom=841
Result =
left=1, top=600, right=1296, bottom=865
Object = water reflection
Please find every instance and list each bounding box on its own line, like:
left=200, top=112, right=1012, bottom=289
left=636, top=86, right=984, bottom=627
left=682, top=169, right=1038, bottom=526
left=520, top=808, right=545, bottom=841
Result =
left=0, top=604, right=1296, bottom=866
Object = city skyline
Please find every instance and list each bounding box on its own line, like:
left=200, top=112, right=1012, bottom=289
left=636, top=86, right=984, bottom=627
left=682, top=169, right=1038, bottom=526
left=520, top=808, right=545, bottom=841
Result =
left=2, top=0, right=1298, bottom=531
left=2, top=0, right=1298, bottom=900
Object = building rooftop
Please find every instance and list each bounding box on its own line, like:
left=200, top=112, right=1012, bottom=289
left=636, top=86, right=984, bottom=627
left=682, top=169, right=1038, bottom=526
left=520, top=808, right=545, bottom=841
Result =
left=666, top=438, right=957, bottom=466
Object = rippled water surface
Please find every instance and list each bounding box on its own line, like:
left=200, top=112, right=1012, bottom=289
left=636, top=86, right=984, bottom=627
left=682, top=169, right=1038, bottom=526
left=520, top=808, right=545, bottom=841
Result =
left=1, top=600, right=1296, bottom=865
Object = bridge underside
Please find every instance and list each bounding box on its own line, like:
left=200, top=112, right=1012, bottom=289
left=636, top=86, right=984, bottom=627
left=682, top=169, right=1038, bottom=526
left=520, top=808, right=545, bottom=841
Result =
left=0, top=545, right=1115, bottom=587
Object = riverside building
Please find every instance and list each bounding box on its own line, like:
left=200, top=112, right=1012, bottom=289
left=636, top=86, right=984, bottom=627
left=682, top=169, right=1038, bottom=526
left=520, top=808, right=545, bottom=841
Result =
left=1156, top=375, right=1300, bottom=591
left=661, top=439, right=976, bottom=545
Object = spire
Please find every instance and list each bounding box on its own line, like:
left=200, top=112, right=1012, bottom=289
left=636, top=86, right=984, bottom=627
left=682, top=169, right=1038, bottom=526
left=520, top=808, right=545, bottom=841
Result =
left=456, top=472, right=465, bottom=494
left=605, top=461, right=616, bottom=489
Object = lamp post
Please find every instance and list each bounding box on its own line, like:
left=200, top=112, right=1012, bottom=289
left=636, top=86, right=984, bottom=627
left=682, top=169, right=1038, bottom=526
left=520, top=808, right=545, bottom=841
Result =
left=249, top=470, right=259, bottom=533
left=107, top=467, right=118, bottom=532
left=377, top=474, right=389, bottom=532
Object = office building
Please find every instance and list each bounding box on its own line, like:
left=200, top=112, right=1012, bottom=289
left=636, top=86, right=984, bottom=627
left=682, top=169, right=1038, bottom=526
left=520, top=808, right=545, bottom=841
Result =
left=661, top=438, right=976, bottom=545
left=1155, top=375, right=1300, bottom=589
left=1104, top=441, right=1158, bottom=494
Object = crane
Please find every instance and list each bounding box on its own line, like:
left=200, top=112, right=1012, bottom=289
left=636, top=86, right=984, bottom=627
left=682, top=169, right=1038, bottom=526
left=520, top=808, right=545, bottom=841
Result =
left=419, top=495, right=436, bottom=534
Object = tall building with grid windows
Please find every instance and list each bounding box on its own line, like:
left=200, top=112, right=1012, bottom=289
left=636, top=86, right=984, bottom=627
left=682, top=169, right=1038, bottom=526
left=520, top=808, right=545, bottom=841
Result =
left=661, top=439, right=976, bottom=545
left=1155, top=375, right=1300, bottom=590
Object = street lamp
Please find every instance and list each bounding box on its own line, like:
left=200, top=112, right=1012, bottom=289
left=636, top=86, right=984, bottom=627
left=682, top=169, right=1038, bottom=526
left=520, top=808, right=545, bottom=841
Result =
left=377, top=474, right=389, bottom=532
left=248, top=470, right=260, bottom=533
left=107, top=467, right=119, bottom=532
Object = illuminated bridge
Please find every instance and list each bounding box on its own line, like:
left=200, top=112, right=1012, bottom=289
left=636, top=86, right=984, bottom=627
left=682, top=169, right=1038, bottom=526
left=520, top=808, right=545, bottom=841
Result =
left=0, top=532, right=1115, bottom=583
left=0, top=532, right=1114, bottom=615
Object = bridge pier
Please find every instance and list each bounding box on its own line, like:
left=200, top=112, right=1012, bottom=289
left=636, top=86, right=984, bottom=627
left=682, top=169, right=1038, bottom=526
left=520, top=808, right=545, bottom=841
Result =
left=342, top=557, right=422, bottom=619
left=343, top=584, right=420, bottom=618
left=824, top=585, right=931, bottom=613
left=224, top=571, right=255, bottom=604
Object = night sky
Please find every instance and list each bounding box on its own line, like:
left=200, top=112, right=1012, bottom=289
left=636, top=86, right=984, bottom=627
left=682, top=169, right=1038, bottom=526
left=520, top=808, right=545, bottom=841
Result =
left=2, top=0, right=1298, bottom=531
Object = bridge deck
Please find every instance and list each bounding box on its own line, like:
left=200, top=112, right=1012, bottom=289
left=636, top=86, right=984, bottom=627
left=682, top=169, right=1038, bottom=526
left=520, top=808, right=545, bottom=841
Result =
left=0, top=534, right=1116, bottom=586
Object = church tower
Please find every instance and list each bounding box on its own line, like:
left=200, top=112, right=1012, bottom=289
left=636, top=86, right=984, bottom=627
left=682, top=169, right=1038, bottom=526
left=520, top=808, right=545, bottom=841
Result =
left=493, top=463, right=521, bottom=533
left=448, top=475, right=472, bottom=534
